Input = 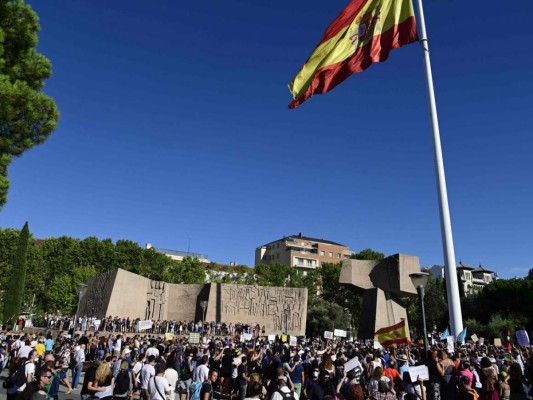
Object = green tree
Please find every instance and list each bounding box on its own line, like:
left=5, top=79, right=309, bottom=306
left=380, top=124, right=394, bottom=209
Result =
left=0, top=0, right=59, bottom=209
left=306, top=297, right=348, bottom=337
left=165, top=256, right=206, bottom=284
left=2, top=221, right=30, bottom=327
left=351, top=248, right=385, bottom=260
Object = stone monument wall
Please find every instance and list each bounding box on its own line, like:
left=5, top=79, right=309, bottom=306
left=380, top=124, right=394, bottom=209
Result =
left=79, top=269, right=308, bottom=335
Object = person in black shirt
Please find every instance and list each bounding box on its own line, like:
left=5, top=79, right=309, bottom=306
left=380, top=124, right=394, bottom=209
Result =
left=237, top=356, right=249, bottom=400
left=81, top=359, right=101, bottom=400
left=200, top=369, right=219, bottom=400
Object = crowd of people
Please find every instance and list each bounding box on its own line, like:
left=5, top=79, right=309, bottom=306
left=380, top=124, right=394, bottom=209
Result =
left=1, top=328, right=533, bottom=400
left=44, top=316, right=265, bottom=337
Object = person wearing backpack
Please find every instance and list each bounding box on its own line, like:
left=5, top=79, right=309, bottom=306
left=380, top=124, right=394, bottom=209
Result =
left=199, top=369, right=219, bottom=400
left=479, top=357, right=499, bottom=400
left=270, top=378, right=299, bottom=400
left=18, top=366, right=53, bottom=400
left=16, top=349, right=37, bottom=393
left=114, top=360, right=133, bottom=400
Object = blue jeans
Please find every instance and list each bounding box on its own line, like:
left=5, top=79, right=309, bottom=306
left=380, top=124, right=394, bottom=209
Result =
left=72, top=363, right=83, bottom=389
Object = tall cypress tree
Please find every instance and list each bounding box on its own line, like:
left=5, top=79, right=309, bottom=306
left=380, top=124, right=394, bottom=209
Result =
left=3, top=222, right=30, bottom=328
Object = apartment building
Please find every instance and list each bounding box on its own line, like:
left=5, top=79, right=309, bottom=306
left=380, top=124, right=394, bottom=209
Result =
left=145, top=243, right=210, bottom=263
left=429, top=261, right=496, bottom=297
left=255, top=233, right=353, bottom=272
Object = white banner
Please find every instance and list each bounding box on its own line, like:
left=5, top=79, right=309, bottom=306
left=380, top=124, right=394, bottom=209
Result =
left=242, top=333, right=253, bottom=341
left=334, top=329, right=347, bottom=337
left=409, top=365, right=429, bottom=381
left=268, top=334, right=276, bottom=342
left=446, top=336, right=454, bottom=353
left=324, top=331, right=334, bottom=339
left=189, top=333, right=201, bottom=344
left=137, top=320, right=153, bottom=331
left=289, top=336, right=297, bottom=346
left=344, top=357, right=362, bottom=372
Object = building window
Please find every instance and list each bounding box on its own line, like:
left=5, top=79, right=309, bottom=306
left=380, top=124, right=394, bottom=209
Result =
left=329, top=252, right=333, bottom=257
left=277, top=253, right=279, bottom=259
left=337, top=253, right=341, bottom=258
left=320, top=251, right=325, bottom=256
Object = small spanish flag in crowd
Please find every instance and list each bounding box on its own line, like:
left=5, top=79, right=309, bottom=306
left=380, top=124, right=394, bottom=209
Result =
left=288, top=0, right=418, bottom=108
left=374, top=320, right=409, bottom=347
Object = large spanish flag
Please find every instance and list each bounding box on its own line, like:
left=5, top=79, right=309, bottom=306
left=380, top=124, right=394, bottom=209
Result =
left=374, top=320, right=409, bottom=347
left=288, top=0, right=418, bottom=109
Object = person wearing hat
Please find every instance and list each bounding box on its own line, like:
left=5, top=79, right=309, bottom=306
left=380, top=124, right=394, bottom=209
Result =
left=397, top=354, right=410, bottom=378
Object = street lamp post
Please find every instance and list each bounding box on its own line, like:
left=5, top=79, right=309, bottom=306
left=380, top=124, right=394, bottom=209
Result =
left=73, top=283, right=88, bottom=334
left=284, top=308, right=290, bottom=335
left=410, top=271, right=430, bottom=360
left=200, top=301, right=208, bottom=323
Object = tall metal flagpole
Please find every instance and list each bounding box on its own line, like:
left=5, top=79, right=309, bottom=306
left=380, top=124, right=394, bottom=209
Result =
left=414, top=0, right=464, bottom=339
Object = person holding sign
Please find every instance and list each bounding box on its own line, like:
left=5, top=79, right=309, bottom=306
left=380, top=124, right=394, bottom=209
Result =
left=336, top=369, right=364, bottom=400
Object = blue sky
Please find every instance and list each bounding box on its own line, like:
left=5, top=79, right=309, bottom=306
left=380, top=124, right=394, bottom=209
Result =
left=2, top=0, right=532, bottom=278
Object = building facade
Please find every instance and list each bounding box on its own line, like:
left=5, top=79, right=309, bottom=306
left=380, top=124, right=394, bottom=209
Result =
left=146, top=243, right=210, bottom=263
left=429, top=262, right=496, bottom=297
left=255, top=233, right=352, bottom=272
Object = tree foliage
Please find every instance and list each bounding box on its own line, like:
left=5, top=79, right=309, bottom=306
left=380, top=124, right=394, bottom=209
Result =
left=0, top=0, right=59, bottom=209
left=351, top=248, right=385, bottom=260
left=306, top=297, right=348, bottom=337
left=2, top=222, right=30, bottom=327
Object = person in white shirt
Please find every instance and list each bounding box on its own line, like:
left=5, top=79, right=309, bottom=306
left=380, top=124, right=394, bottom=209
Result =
left=148, top=364, right=172, bottom=400
left=164, top=361, right=179, bottom=400
left=17, top=340, right=32, bottom=359
left=17, top=349, right=37, bottom=392
left=140, top=356, right=157, bottom=400
left=270, top=379, right=299, bottom=400
left=194, top=356, right=210, bottom=383
left=146, top=346, right=160, bottom=358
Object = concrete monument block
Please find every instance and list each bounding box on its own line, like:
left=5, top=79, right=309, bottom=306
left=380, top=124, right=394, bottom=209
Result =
left=339, top=254, right=420, bottom=339
left=79, top=269, right=308, bottom=335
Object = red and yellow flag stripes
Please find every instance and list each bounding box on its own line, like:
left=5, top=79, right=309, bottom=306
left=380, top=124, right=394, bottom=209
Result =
left=374, top=320, right=409, bottom=347
left=288, top=0, right=418, bottom=109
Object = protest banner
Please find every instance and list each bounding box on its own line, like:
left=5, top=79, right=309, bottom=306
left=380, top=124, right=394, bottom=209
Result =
left=268, top=335, right=276, bottom=342
left=516, top=330, right=530, bottom=346
left=242, top=333, right=253, bottom=341
left=137, top=320, right=153, bottom=331
left=446, top=336, right=454, bottom=353
left=165, top=333, right=175, bottom=341
left=324, top=331, right=334, bottom=340
left=344, top=357, right=362, bottom=372
left=281, top=334, right=288, bottom=342
left=494, top=338, right=502, bottom=346
left=189, top=332, right=201, bottom=344
left=409, top=365, right=429, bottom=381
left=471, top=334, right=479, bottom=343
left=290, top=336, right=297, bottom=346
left=334, top=329, right=347, bottom=337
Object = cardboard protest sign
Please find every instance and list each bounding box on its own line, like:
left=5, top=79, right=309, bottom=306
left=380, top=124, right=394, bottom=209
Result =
left=471, top=334, right=479, bottom=343
left=344, top=357, right=362, bottom=372
left=334, top=329, right=347, bottom=337
left=447, top=336, right=454, bottom=353
left=409, top=365, right=429, bottom=381
left=494, top=338, right=502, bottom=346
left=138, top=320, right=153, bottom=331
left=165, top=333, right=175, bottom=341
left=189, top=333, right=201, bottom=344
left=324, top=331, right=334, bottom=340
left=242, top=333, right=253, bottom=341
left=290, top=336, right=297, bottom=346
left=268, top=335, right=276, bottom=342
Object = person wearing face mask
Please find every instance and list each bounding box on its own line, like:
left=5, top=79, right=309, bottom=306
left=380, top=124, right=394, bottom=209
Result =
left=307, top=370, right=335, bottom=400
left=302, top=367, right=320, bottom=400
